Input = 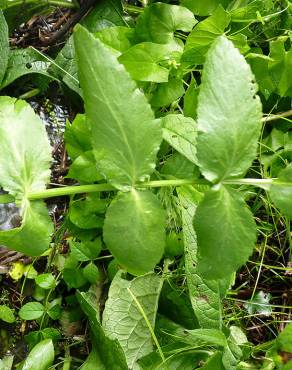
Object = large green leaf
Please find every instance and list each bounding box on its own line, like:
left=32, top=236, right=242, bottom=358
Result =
left=181, top=0, right=229, bottom=16
left=0, top=200, right=53, bottom=256
left=103, top=190, right=166, bottom=276
left=119, top=42, right=174, bottom=83
left=22, top=339, right=54, bottom=370
left=0, top=97, right=52, bottom=256
left=0, top=97, right=51, bottom=197
left=270, top=164, right=292, bottom=218
left=182, top=6, right=230, bottom=65
left=178, top=186, right=229, bottom=328
left=1, top=48, right=53, bottom=89
left=135, top=3, right=197, bottom=44
left=162, top=114, right=198, bottom=165
left=0, top=11, right=8, bottom=86
left=74, top=25, right=162, bottom=190
left=77, top=291, right=128, bottom=370
left=268, top=40, right=292, bottom=98
left=196, top=36, right=262, bottom=183
left=102, top=272, right=163, bottom=368
left=194, top=186, right=257, bottom=279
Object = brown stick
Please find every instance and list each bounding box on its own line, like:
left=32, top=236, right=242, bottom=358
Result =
left=40, top=0, right=97, bottom=46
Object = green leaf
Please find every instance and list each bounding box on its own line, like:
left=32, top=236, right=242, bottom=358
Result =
left=19, top=302, right=45, bottom=320
left=0, top=97, right=51, bottom=197
left=0, top=201, right=53, bottom=256
left=0, top=97, right=52, bottom=256
left=64, top=114, right=91, bottom=161
left=162, top=114, right=198, bottom=165
left=53, top=36, right=81, bottom=96
left=183, top=78, right=199, bottom=119
left=200, top=352, right=224, bottom=369
left=181, top=0, right=229, bottom=16
left=194, top=186, right=257, bottom=279
left=95, top=26, right=134, bottom=53
left=63, top=269, right=87, bottom=289
left=67, top=151, right=103, bottom=183
left=270, top=164, right=292, bottom=218
left=103, top=190, right=166, bottom=275
left=77, top=291, right=128, bottom=369
left=47, top=299, right=61, bottom=320
left=70, top=239, right=102, bottom=262
left=119, top=42, right=172, bottom=83
left=81, top=0, right=125, bottom=32
left=102, top=272, right=163, bottom=368
left=80, top=348, right=105, bottom=370
left=182, top=6, right=230, bottom=65
left=269, top=40, right=292, bottom=97
left=0, top=11, right=9, bottom=86
left=69, top=194, right=107, bottom=229
left=196, top=36, right=262, bottom=183
left=1, top=48, right=53, bottom=89
left=135, top=3, right=197, bottom=44
left=0, top=355, right=13, bottom=370
left=84, top=262, right=101, bottom=284
left=22, top=339, right=54, bottom=370
left=35, top=273, right=56, bottom=290
left=0, top=305, right=15, bottom=323
left=161, top=153, right=199, bottom=180
left=74, top=25, right=162, bottom=190
left=178, top=186, right=230, bottom=328
left=151, top=78, right=184, bottom=107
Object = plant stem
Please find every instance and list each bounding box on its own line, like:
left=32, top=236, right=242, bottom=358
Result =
left=123, top=4, right=144, bottom=14
left=27, top=179, right=209, bottom=200
left=263, top=109, right=292, bottom=122
left=0, top=177, right=283, bottom=203
left=2, top=0, right=78, bottom=9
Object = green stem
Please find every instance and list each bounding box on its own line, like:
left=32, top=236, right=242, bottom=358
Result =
left=2, top=0, right=78, bottom=9
left=123, top=4, right=144, bottom=14
left=1, top=177, right=280, bottom=203
left=27, top=179, right=209, bottom=200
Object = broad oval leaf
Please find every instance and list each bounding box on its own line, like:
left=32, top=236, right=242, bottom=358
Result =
left=196, top=36, right=262, bottom=183
left=0, top=97, right=51, bottom=197
left=135, top=3, right=197, bottom=44
left=102, top=272, right=163, bottom=368
left=74, top=25, right=162, bottom=190
left=0, top=200, right=53, bottom=256
left=0, top=11, right=9, bottom=86
left=0, top=97, right=53, bottom=256
left=162, top=114, right=198, bottom=165
left=194, top=186, right=257, bottom=279
left=103, top=190, right=166, bottom=275
left=22, top=339, right=54, bottom=370
left=270, top=164, right=292, bottom=218
left=19, top=302, right=45, bottom=320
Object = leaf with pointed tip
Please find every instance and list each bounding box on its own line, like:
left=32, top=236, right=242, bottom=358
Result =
left=74, top=25, right=162, bottom=190
left=162, top=114, right=198, bottom=165
left=182, top=6, right=230, bottom=65
left=270, top=164, right=292, bottom=218
left=178, top=186, right=230, bottom=328
left=103, top=272, right=163, bottom=368
left=103, top=190, right=166, bottom=275
left=135, top=3, right=197, bottom=44
left=194, top=186, right=257, bottom=279
left=196, top=36, right=262, bottom=183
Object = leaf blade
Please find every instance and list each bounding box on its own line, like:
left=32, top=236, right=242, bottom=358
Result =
left=196, top=36, right=262, bottom=183
left=74, top=25, right=162, bottom=190
left=103, top=190, right=166, bottom=276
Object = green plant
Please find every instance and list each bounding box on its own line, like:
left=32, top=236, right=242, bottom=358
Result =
left=0, top=1, right=292, bottom=368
